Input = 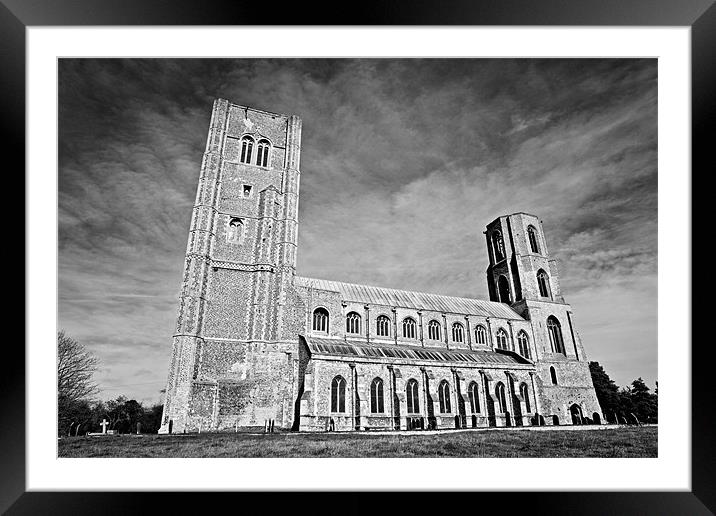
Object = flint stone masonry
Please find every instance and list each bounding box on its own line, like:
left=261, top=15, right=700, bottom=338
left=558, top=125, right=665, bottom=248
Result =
left=159, top=101, right=605, bottom=434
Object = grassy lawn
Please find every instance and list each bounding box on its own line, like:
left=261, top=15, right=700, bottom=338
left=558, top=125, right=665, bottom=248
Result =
left=58, top=425, right=657, bottom=458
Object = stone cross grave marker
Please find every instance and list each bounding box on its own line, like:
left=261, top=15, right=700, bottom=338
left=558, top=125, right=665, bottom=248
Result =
left=100, top=419, right=109, bottom=434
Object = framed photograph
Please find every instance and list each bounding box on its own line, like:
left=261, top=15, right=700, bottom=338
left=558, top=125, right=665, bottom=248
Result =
left=8, top=0, right=712, bottom=513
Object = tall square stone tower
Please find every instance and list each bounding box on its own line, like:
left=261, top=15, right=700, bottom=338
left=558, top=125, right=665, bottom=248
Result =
left=160, top=100, right=304, bottom=433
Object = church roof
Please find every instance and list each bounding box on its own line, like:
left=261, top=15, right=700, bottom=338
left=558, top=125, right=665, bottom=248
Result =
left=303, top=336, right=531, bottom=367
left=294, top=276, right=524, bottom=320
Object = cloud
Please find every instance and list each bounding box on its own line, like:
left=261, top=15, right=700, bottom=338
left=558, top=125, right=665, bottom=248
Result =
left=58, top=58, right=658, bottom=399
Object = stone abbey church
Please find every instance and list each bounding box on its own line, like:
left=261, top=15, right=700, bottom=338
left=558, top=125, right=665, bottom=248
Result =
left=159, top=99, right=604, bottom=434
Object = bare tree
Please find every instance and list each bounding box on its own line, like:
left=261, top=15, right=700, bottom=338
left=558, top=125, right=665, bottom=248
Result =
left=57, top=330, right=99, bottom=435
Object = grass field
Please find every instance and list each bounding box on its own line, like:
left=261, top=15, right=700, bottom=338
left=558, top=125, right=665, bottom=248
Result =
left=58, top=425, right=657, bottom=458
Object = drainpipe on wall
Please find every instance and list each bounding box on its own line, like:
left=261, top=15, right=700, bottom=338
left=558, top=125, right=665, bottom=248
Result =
left=392, top=307, right=398, bottom=345
left=442, top=313, right=449, bottom=350
left=349, top=363, right=356, bottom=428
left=387, top=365, right=395, bottom=427
left=486, top=317, right=495, bottom=349
left=417, top=310, right=424, bottom=347
left=364, top=304, right=370, bottom=344
left=465, top=316, right=472, bottom=350
left=341, top=301, right=347, bottom=342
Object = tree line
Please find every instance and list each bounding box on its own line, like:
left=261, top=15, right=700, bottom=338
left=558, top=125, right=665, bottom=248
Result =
left=58, top=331, right=163, bottom=436
left=589, top=361, right=658, bottom=424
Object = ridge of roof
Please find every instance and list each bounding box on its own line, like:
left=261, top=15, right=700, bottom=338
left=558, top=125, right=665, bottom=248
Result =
left=294, top=276, right=524, bottom=320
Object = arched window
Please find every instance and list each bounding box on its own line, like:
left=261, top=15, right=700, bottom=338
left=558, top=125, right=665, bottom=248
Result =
left=495, top=382, right=507, bottom=413
left=331, top=375, right=346, bottom=413
left=498, top=275, right=512, bottom=303
left=402, top=317, right=416, bottom=339
left=376, top=315, right=390, bottom=337
left=255, top=139, right=271, bottom=167
left=452, top=322, right=464, bottom=343
left=550, top=366, right=558, bottom=385
left=428, top=320, right=442, bottom=341
left=346, top=312, right=361, bottom=334
left=517, top=331, right=531, bottom=359
left=493, top=230, right=505, bottom=261
left=406, top=379, right=420, bottom=413
left=226, top=217, right=244, bottom=244
left=547, top=316, right=565, bottom=354
left=520, top=383, right=531, bottom=413
left=438, top=380, right=452, bottom=413
left=537, top=269, right=552, bottom=299
left=527, top=225, right=540, bottom=254
left=370, top=378, right=384, bottom=413
left=468, top=382, right=480, bottom=414
left=239, top=135, right=254, bottom=164
left=495, top=328, right=509, bottom=350
left=312, top=307, right=329, bottom=333
left=474, top=325, right=487, bottom=345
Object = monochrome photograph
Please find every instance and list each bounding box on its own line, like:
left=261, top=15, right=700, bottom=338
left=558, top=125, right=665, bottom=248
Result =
left=57, top=57, right=658, bottom=458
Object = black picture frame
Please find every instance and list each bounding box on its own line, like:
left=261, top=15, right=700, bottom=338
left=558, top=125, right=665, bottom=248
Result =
left=4, top=1, right=712, bottom=514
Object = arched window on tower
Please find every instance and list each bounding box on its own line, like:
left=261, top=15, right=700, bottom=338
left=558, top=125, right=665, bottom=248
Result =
left=428, top=320, right=442, bottom=341
left=331, top=375, right=346, bottom=412
left=452, top=322, right=464, bottom=343
left=226, top=217, right=244, bottom=244
left=537, top=269, right=552, bottom=299
left=346, top=312, right=362, bottom=334
left=495, top=328, right=509, bottom=350
left=468, top=382, right=480, bottom=414
left=550, top=366, right=558, bottom=385
left=547, top=316, right=566, bottom=355
left=517, top=331, right=531, bottom=359
left=438, top=380, right=452, bottom=413
left=239, top=135, right=254, bottom=164
left=312, top=307, right=329, bottom=333
left=495, top=382, right=507, bottom=413
left=376, top=315, right=390, bottom=337
left=527, top=225, right=541, bottom=254
left=520, top=383, right=531, bottom=412
left=370, top=378, right=384, bottom=413
left=474, top=325, right=487, bottom=345
left=406, top=379, right=420, bottom=413
left=255, top=139, right=271, bottom=167
left=402, top=317, right=417, bottom=339
left=493, top=230, right=506, bottom=261
left=498, top=275, right=512, bottom=303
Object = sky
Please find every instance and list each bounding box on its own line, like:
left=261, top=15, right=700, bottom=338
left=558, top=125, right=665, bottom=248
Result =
left=58, top=58, right=658, bottom=405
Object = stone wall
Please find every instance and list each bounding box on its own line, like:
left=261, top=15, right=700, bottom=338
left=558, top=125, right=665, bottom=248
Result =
left=297, top=353, right=539, bottom=431
left=533, top=360, right=604, bottom=425
left=295, top=285, right=537, bottom=359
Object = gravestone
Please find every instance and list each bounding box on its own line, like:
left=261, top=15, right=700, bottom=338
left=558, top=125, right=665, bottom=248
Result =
left=100, top=419, right=109, bottom=434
